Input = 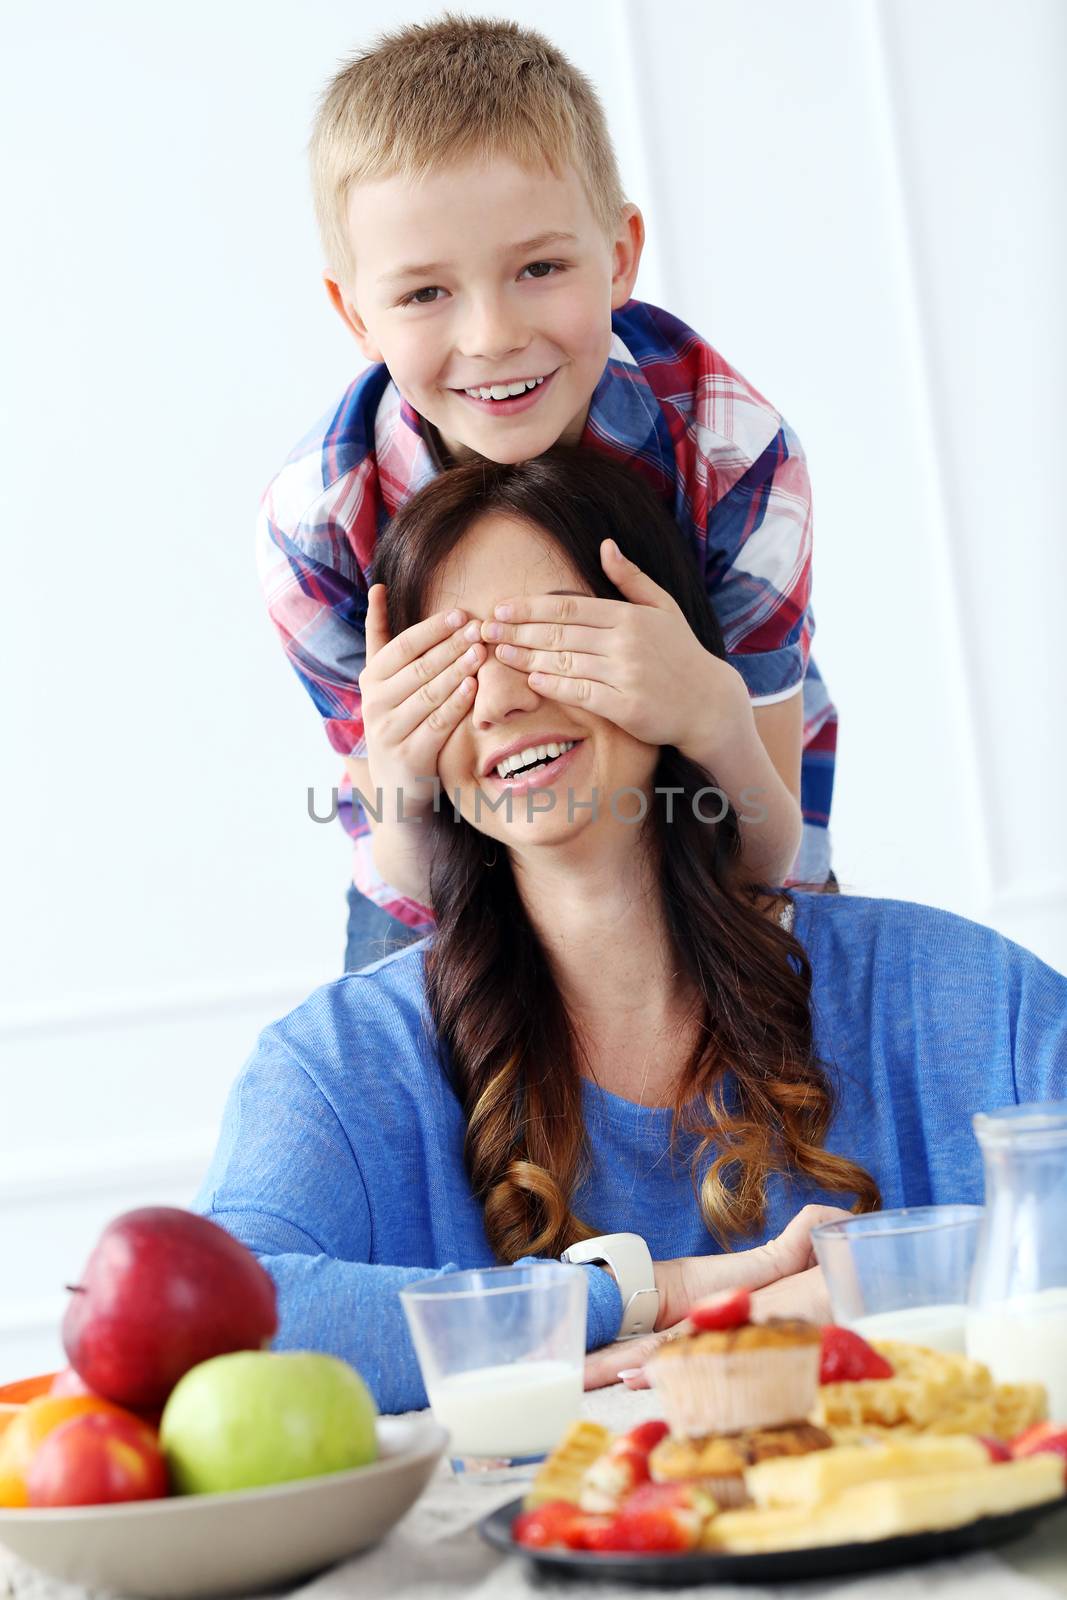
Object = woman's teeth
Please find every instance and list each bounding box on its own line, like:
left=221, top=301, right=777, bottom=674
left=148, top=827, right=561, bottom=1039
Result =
left=464, top=376, right=545, bottom=401
left=495, top=740, right=575, bottom=780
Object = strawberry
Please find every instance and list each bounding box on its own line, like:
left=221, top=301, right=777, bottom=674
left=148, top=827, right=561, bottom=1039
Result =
left=819, top=1325, right=895, bottom=1384
left=977, top=1434, right=1013, bottom=1463
left=599, top=1482, right=715, bottom=1553
left=688, top=1287, right=752, bottom=1331
left=1011, top=1422, right=1067, bottom=1468
left=580, top=1448, right=650, bottom=1510
left=621, top=1419, right=670, bottom=1455
left=513, top=1500, right=598, bottom=1550
left=580, top=1421, right=671, bottom=1511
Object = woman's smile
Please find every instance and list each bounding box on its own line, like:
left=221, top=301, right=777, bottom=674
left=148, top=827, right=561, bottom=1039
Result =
left=480, top=735, right=586, bottom=798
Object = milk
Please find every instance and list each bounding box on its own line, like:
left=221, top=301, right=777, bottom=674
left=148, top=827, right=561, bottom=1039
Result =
left=849, top=1303, right=968, bottom=1354
left=966, top=1286, right=1067, bottom=1418
left=427, top=1359, right=582, bottom=1458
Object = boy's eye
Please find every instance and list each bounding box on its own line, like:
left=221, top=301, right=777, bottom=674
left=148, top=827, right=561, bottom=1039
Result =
left=397, top=262, right=563, bottom=307
left=399, top=286, right=444, bottom=307
left=520, top=261, right=562, bottom=280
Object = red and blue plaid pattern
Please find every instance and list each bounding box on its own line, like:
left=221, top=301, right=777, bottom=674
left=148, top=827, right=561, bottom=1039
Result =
left=258, top=299, right=837, bottom=925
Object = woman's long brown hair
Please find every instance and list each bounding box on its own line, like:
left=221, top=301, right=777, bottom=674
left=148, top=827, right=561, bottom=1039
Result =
left=374, top=449, right=879, bottom=1259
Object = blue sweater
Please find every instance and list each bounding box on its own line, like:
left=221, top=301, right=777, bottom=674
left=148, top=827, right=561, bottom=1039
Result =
left=194, top=895, right=1067, bottom=1412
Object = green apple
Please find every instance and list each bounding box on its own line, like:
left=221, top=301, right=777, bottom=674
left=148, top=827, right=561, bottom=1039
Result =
left=160, top=1350, right=378, bottom=1494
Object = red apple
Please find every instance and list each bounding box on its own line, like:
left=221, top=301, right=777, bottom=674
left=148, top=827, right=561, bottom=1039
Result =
left=62, top=1208, right=277, bottom=1409
left=27, top=1412, right=169, bottom=1507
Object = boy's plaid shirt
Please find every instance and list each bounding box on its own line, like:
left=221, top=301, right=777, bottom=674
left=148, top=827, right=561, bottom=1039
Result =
left=258, top=299, right=837, bottom=928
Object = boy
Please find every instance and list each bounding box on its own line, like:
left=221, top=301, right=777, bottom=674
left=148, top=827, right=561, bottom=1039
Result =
left=259, top=15, right=837, bottom=969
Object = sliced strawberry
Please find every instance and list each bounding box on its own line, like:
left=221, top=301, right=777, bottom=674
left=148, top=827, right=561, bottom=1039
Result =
left=688, top=1287, right=752, bottom=1331
left=1012, top=1422, right=1067, bottom=1464
left=819, top=1325, right=895, bottom=1384
left=580, top=1448, right=649, bottom=1510
left=621, top=1419, right=670, bottom=1456
left=606, top=1482, right=715, bottom=1553
left=513, top=1500, right=595, bottom=1550
left=977, top=1434, right=1013, bottom=1463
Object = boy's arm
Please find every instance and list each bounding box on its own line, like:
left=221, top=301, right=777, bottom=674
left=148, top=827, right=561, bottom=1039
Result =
left=258, top=480, right=435, bottom=923
left=702, top=420, right=816, bottom=883
left=344, top=756, right=434, bottom=907
left=683, top=681, right=804, bottom=886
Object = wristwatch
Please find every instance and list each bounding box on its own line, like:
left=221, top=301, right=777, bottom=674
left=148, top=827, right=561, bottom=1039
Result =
left=561, top=1232, right=660, bottom=1339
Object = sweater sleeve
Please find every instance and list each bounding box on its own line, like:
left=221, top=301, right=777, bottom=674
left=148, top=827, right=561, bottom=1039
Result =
left=192, top=1029, right=622, bottom=1413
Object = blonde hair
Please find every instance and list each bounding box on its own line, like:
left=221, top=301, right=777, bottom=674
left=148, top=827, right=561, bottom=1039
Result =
left=310, top=13, right=627, bottom=284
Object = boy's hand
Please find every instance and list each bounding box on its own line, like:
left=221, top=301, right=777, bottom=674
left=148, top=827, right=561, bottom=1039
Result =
left=480, top=540, right=748, bottom=758
left=359, top=585, right=486, bottom=815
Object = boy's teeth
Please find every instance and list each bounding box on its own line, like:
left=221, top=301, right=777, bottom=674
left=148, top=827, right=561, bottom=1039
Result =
left=494, top=739, right=574, bottom=779
left=464, top=376, right=545, bottom=401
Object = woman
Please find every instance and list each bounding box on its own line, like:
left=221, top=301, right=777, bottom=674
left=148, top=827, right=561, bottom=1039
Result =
left=195, top=452, right=1066, bottom=1413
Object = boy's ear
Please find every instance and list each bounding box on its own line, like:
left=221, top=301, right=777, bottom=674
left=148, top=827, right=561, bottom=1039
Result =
left=323, top=275, right=384, bottom=363
left=609, top=205, right=645, bottom=311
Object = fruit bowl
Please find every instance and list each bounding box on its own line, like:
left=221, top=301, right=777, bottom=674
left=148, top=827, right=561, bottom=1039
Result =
left=0, top=1411, right=448, bottom=1598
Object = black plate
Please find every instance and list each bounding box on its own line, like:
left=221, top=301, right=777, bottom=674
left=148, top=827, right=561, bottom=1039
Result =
left=480, top=1492, right=1067, bottom=1586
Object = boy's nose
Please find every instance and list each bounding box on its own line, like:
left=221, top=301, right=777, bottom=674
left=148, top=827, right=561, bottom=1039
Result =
left=457, top=292, right=529, bottom=365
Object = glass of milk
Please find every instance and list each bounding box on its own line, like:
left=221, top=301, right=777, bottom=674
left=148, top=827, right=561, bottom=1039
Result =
left=400, top=1262, right=587, bottom=1476
left=967, top=1101, right=1067, bottom=1418
left=812, top=1206, right=984, bottom=1352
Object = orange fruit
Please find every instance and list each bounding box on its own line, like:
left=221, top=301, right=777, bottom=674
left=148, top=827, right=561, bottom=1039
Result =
left=0, top=1395, right=135, bottom=1508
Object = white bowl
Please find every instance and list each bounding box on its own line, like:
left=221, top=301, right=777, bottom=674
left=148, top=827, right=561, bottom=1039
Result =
left=0, top=1413, right=448, bottom=1598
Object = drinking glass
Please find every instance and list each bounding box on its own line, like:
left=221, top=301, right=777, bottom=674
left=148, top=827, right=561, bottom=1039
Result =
left=400, top=1262, right=587, bottom=1477
left=812, top=1206, right=983, bottom=1353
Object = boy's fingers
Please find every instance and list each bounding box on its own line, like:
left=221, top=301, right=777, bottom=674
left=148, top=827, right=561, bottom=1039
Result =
left=525, top=672, right=623, bottom=719
left=372, top=607, right=470, bottom=678
left=490, top=594, right=618, bottom=628
left=495, top=643, right=608, bottom=682
left=386, top=638, right=484, bottom=721
left=364, top=584, right=391, bottom=661
left=482, top=621, right=609, bottom=655
left=600, top=539, right=674, bottom=610
left=387, top=648, right=483, bottom=743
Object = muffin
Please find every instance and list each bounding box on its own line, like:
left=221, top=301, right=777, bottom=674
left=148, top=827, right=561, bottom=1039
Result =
left=647, top=1318, right=822, bottom=1437
left=649, top=1422, right=833, bottom=1507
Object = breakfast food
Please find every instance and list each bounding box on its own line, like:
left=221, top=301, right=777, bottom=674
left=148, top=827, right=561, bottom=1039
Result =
left=815, top=1337, right=1047, bottom=1442
left=525, top=1420, right=613, bottom=1509
left=745, top=1433, right=990, bottom=1509
left=514, top=1318, right=1065, bottom=1563
left=649, top=1422, right=832, bottom=1507
left=647, top=1318, right=822, bottom=1436
left=704, top=1454, right=1064, bottom=1552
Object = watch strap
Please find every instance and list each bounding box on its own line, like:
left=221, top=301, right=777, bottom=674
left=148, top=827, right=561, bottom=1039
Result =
left=561, top=1232, right=659, bottom=1339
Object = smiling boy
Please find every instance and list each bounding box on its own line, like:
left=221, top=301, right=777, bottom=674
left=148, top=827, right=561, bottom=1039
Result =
left=259, top=15, right=838, bottom=969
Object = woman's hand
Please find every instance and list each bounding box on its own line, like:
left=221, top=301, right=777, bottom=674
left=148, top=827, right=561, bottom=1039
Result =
left=584, top=1205, right=849, bottom=1392
left=585, top=1266, right=832, bottom=1391
left=359, top=586, right=486, bottom=816
left=652, top=1205, right=852, bottom=1328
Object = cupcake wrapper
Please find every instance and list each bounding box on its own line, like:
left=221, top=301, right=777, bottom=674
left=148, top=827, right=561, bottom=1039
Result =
left=649, top=1345, right=820, bottom=1436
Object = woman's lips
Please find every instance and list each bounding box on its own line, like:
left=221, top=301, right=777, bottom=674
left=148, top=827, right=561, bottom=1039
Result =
left=452, top=368, right=558, bottom=417
left=482, top=737, right=584, bottom=798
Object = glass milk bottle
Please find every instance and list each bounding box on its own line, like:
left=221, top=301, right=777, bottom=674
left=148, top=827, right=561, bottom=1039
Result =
left=966, top=1101, right=1067, bottom=1418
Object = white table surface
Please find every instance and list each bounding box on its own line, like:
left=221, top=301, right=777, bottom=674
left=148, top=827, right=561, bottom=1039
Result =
left=2, top=1384, right=1065, bottom=1600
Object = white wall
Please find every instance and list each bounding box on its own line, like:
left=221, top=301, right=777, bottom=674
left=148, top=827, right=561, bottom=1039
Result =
left=2, top=0, right=1064, bottom=1381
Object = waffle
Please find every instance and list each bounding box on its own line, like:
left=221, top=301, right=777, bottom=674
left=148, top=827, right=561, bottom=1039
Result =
left=813, top=1339, right=1047, bottom=1442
